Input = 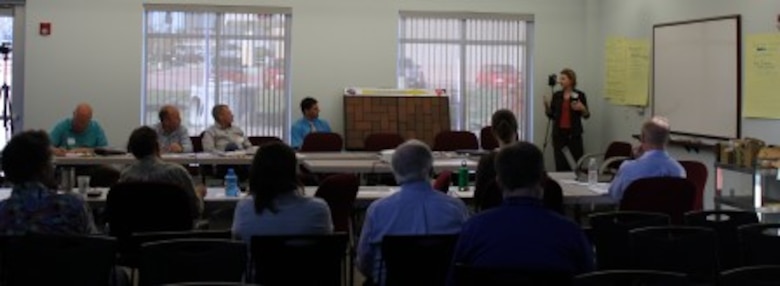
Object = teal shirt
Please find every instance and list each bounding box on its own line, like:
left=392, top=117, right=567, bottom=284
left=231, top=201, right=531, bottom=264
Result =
left=49, top=118, right=108, bottom=149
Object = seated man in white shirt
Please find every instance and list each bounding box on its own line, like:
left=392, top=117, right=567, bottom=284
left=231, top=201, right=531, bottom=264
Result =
left=608, top=116, right=686, bottom=200
left=202, top=104, right=252, bottom=152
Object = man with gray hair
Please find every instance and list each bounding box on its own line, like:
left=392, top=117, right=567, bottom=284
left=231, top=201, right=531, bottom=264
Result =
left=202, top=104, right=252, bottom=152
left=357, top=140, right=469, bottom=285
left=607, top=116, right=686, bottom=200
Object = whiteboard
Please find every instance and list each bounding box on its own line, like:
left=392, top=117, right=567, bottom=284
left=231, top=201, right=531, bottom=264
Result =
left=653, top=16, right=741, bottom=139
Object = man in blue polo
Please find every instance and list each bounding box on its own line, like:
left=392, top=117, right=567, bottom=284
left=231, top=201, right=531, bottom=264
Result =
left=291, top=97, right=331, bottom=149
left=50, top=103, right=108, bottom=156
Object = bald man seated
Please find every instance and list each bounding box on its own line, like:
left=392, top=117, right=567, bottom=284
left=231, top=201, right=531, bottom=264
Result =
left=50, top=103, right=108, bottom=156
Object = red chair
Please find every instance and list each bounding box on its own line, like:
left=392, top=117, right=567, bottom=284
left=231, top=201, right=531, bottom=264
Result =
left=314, top=174, right=360, bottom=286
left=364, top=133, right=405, bottom=151
left=248, top=136, right=282, bottom=147
left=300, top=133, right=343, bottom=152
left=679, top=160, right=708, bottom=211
left=619, top=177, right=696, bottom=224
left=433, top=171, right=453, bottom=193
left=480, top=126, right=499, bottom=150
left=433, top=131, right=479, bottom=151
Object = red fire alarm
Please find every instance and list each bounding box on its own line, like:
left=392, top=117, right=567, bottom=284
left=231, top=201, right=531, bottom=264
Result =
left=39, top=22, right=51, bottom=36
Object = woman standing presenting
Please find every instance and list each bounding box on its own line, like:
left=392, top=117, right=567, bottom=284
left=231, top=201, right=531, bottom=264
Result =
left=544, top=68, right=590, bottom=171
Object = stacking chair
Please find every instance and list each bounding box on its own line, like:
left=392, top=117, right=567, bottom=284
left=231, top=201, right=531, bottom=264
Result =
left=381, top=234, right=459, bottom=286
left=619, top=177, right=696, bottom=224
left=1, top=234, right=116, bottom=286
left=575, top=270, right=689, bottom=286
left=248, top=136, right=282, bottom=147
left=250, top=233, right=348, bottom=286
left=479, top=126, right=499, bottom=150
left=300, top=132, right=343, bottom=152
left=679, top=160, right=708, bottom=211
left=315, top=174, right=360, bottom=286
left=630, top=226, right=719, bottom=284
left=454, top=264, right=573, bottom=286
left=739, top=223, right=780, bottom=266
left=139, top=239, right=247, bottom=286
left=364, top=133, right=404, bottom=151
left=720, top=265, right=780, bottom=286
left=432, top=131, right=479, bottom=151
left=684, top=210, right=758, bottom=269
left=588, top=211, right=670, bottom=269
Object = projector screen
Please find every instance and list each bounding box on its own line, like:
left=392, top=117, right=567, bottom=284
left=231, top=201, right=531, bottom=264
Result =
left=652, top=16, right=741, bottom=139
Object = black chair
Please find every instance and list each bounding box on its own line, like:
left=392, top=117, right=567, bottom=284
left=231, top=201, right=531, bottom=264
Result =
left=139, top=239, right=247, bottom=286
left=630, top=226, right=719, bottom=284
left=122, top=230, right=232, bottom=268
left=739, top=223, right=780, bottom=266
left=574, top=270, right=689, bottom=286
left=106, top=182, right=195, bottom=237
left=250, top=233, right=348, bottom=286
left=163, top=283, right=260, bottom=286
left=381, top=234, right=459, bottom=286
left=1, top=234, right=116, bottom=286
left=720, top=265, right=780, bottom=286
left=684, top=210, right=759, bottom=269
left=454, top=264, right=574, bottom=286
left=588, top=211, right=670, bottom=269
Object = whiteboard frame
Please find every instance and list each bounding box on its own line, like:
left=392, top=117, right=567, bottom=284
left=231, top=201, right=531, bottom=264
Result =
left=652, top=15, right=742, bottom=140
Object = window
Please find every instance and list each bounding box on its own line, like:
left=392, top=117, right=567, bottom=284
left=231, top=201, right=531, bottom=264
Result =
left=142, top=5, right=291, bottom=139
left=398, top=12, right=533, bottom=138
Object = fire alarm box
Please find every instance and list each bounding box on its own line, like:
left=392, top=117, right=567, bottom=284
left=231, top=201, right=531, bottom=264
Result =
left=39, top=22, right=51, bottom=36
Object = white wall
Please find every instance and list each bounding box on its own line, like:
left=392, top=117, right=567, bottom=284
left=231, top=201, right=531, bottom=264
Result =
left=22, top=0, right=603, bottom=169
left=597, top=0, right=780, bottom=209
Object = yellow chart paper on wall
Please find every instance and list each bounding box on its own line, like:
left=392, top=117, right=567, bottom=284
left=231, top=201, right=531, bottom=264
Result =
left=744, top=34, right=780, bottom=119
left=604, top=37, right=649, bottom=106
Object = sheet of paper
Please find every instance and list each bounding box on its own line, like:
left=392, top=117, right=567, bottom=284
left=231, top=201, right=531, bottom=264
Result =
left=604, top=37, right=649, bottom=106
left=744, top=34, right=780, bottom=118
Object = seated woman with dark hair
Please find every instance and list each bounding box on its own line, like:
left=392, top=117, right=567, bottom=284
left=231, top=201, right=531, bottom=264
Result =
left=0, top=130, right=95, bottom=235
left=232, top=142, right=333, bottom=241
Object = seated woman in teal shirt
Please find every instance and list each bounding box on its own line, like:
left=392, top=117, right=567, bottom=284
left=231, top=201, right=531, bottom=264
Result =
left=291, top=97, right=331, bottom=149
left=49, top=103, right=108, bottom=155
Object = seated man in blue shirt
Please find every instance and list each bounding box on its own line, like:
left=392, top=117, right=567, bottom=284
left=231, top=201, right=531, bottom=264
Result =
left=357, top=140, right=469, bottom=285
left=50, top=103, right=108, bottom=156
left=153, top=105, right=193, bottom=153
left=450, top=142, right=594, bottom=280
left=608, top=116, right=686, bottom=201
left=291, top=97, right=331, bottom=149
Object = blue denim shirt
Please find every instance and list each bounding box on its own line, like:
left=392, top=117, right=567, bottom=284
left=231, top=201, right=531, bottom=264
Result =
left=608, top=150, right=687, bottom=200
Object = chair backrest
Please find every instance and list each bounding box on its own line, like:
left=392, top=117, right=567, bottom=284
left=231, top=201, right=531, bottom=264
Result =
left=679, top=160, right=708, bottom=211
left=433, top=131, right=479, bottom=151
left=454, top=264, right=573, bottom=286
left=248, top=136, right=282, bottom=147
left=139, top=239, right=247, bottom=286
left=381, top=234, right=459, bottom=286
left=684, top=210, right=758, bottom=270
left=162, top=283, right=260, bottom=286
left=314, top=174, right=360, bottom=232
left=475, top=179, right=503, bottom=212
left=2, top=234, right=116, bottom=286
left=574, top=270, right=689, bottom=286
left=106, top=182, right=194, bottom=238
left=588, top=211, right=670, bottom=270
left=720, top=265, right=780, bottom=286
left=479, top=126, right=499, bottom=150
left=192, top=132, right=205, bottom=153
left=89, top=165, right=122, bottom=187
left=620, top=177, right=696, bottom=224
left=250, top=233, right=348, bottom=286
left=543, top=177, right=564, bottom=214
left=630, top=226, right=719, bottom=283
left=300, top=132, right=343, bottom=152
left=739, top=223, right=780, bottom=266
left=433, top=171, right=453, bottom=193
left=603, top=141, right=633, bottom=171
left=364, top=133, right=405, bottom=151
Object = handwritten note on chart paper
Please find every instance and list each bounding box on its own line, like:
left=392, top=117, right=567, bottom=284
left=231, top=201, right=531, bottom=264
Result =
left=745, top=34, right=780, bottom=119
left=604, top=37, right=650, bottom=106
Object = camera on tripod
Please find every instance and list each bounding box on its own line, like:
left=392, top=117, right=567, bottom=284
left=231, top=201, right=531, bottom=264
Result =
left=0, top=42, right=11, bottom=56
left=547, top=73, right=557, bottom=87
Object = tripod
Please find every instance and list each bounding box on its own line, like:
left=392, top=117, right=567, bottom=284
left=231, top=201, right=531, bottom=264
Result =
left=0, top=42, right=11, bottom=140
left=541, top=84, right=554, bottom=151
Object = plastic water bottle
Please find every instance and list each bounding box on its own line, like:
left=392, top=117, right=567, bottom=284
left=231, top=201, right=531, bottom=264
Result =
left=587, top=157, right=598, bottom=187
left=458, top=160, right=469, bottom=192
left=225, top=168, right=239, bottom=197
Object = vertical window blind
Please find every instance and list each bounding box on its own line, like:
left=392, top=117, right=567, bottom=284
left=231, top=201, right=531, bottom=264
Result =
left=398, top=12, right=532, bottom=138
left=142, top=5, right=291, bottom=139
